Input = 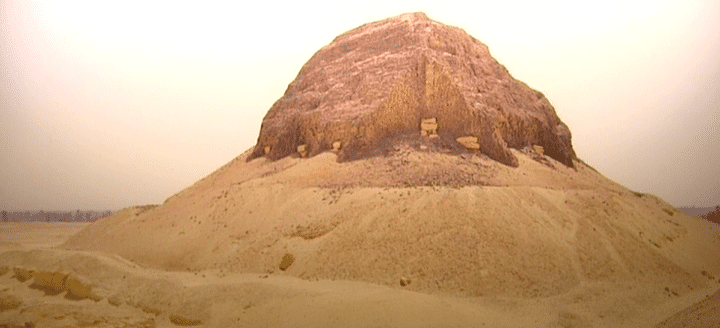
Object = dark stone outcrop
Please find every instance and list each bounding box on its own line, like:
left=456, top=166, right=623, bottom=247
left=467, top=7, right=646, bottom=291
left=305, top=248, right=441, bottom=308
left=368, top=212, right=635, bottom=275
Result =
left=249, top=12, right=575, bottom=167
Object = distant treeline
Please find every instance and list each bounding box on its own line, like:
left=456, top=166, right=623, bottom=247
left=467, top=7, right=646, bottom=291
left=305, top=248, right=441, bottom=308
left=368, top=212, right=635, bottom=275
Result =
left=678, top=206, right=716, bottom=218
left=698, top=206, right=720, bottom=226
left=1, top=210, right=112, bottom=222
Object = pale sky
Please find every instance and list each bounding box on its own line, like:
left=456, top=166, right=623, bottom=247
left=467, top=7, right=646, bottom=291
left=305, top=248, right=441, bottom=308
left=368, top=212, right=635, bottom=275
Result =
left=1, top=0, right=719, bottom=211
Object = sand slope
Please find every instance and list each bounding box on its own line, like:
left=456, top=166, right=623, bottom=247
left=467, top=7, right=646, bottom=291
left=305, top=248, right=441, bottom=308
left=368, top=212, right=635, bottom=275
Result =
left=655, top=287, right=720, bottom=328
left=3, top=148, right=719, bottom=327
left=2, top=246, right=530, bottom=327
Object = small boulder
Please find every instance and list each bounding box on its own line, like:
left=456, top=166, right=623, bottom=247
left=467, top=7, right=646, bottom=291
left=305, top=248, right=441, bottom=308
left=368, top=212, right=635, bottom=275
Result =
left=332, top=141, right=342, bottom=151
left=0, top=291, right=22, bottom=312
left=533, top=145, right=544, bottom=155
left=400, top=277, right=411, bottom=287
left=457, top=136, right=480, bottom=150
left=420, top=118, right=438, bottom=136
left=297, top=145, right=308, bottom=158
left=169, top=314, right=203, bottom=326
left=279, top=254, right=295, bottom=271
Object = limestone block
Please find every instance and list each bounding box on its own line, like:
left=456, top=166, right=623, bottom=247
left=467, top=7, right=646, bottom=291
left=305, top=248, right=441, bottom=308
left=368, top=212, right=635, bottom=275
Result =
left=297, top=144, right=308, bottom=158
left=421, top=118, right=438, bottom=136
left=533, top=145, right=544, bottom=155
left=457, top=136, right=480, bottom=150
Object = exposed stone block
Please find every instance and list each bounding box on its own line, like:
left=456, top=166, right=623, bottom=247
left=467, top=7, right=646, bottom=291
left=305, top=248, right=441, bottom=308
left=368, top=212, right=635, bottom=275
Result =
left=533, top=145, right=544, bottom=155
left=297, top=144, right=308, bottom=158
left=457, top=136, right=480, bottom=150
left=420, top=118, right=438, bottom=136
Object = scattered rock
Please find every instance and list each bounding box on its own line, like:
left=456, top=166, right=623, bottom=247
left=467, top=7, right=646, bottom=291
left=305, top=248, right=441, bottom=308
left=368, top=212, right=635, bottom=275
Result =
left=12, top=267, right=34, bottom=282
left=533, top=145, right=544, bottom=155
left=400, top=277, right=411, bottom=287
left=279, top=254, right=295, bottom=271
left=0, top=291, right=23, bottom=312
left=169, top=314, right=202, bottom=326
left=332, top=141, right=342, bottom=151
left=107, top=296, right=122, bottom=307
left=297, top=144, right=308, bottom=158
left=420, top=118, right=438, bottom=137
left=456, top=136, right=480, bottom=150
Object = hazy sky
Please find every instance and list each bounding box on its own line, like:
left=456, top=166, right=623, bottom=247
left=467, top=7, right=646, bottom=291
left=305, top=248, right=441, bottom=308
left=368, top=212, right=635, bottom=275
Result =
left=1, top=1, right=719, bottom=211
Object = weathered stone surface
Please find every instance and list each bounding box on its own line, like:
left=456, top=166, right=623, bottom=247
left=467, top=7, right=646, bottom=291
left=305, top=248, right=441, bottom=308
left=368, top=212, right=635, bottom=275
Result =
left=249, top=12, right=575, bottom=167
left=457, top=136, right=480, bottom=150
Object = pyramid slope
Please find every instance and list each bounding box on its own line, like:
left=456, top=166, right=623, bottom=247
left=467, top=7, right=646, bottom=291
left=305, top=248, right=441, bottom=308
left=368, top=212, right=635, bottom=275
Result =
left=63, top=148, right=720, bottom=301
left=249, top=12, right=575, bottom=167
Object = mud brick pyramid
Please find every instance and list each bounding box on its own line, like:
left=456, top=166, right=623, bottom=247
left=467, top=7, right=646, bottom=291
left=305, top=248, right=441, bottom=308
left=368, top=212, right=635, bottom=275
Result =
left=250, top=12, right=575, bottom=168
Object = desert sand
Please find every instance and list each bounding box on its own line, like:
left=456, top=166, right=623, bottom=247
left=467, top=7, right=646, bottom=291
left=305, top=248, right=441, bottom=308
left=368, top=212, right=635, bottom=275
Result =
left=2, top=148, right=719, bottom=328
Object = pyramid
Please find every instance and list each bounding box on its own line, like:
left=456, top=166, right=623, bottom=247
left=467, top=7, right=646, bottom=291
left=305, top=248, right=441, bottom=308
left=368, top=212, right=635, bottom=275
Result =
left=60, top=13, right=720, bottom=324
left=250, top=12, right=575, bottom=168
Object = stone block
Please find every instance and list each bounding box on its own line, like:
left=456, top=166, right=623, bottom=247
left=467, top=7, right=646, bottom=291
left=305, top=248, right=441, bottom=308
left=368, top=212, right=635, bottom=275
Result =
left=297, top=144, right=308, bottom=158
left=457, top=136, right=480, bottom=150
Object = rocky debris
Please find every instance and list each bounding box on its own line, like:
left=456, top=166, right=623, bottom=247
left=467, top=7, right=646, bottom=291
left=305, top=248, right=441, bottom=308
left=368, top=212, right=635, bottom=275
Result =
left=521, top=145, right=554, bottom=168
left=533, top=145, right=544, bottom=155
left=332, top=141, right=342, bottom=151
left=400, top=277, right=411, bottom=287
left=297, top=144, right=308, bottom=158
left=169, top=314, right=202, bottom=326
left=279, top=254, right=295, bottom=271
left=0, top=291, right=23, bottom=312
left=420, top=118, right=438, bottom=137
left=249, top=12, right=575, bottom=168
left=10, top=267, right=101, bottom=301
left=457, top=136, right=480, bottom=150
left=288, top=221, right=338, bottom=240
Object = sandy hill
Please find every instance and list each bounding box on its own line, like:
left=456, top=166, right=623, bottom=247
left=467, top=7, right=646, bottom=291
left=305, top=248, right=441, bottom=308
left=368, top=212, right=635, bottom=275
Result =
left=61, top=147, right=719, bottom=299
left=53, top=146, right=720, bottom=327
left=2, top=12, right=719, bottom=328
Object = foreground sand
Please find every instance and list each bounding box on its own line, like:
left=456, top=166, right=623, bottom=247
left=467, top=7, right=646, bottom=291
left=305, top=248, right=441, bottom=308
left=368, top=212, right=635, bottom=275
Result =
left=1, top=222, right=718, bottom=327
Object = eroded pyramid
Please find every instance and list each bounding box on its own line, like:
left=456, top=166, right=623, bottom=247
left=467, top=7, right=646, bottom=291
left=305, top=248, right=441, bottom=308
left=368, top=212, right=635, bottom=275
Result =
left=56, top=13, right=720, bottom=326
left=249, top=12, right=575, bottom=167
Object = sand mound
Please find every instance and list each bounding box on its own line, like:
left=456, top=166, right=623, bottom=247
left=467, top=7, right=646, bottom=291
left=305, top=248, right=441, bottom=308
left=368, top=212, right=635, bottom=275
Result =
left=62, top=148, right=720, bottom=304
left=1, top=248, right=541, bottom=327
left=0, top=148, right=715, bottom=326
